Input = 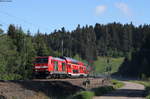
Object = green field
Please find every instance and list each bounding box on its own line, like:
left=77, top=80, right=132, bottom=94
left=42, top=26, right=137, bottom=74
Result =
left=93, top=57, right=124, bottom=74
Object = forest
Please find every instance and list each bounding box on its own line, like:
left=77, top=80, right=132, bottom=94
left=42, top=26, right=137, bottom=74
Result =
left=0, top=22, right=150, bottom=80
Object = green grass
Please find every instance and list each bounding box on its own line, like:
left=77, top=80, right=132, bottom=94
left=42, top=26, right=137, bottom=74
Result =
left=70, top=91, right=95, bottom=99
left=91, top=80, right=123, bottom=96
left=132, top=81, right=150, bottom=99
left=94, top=57, right=124, bottom=74
left=70, top=80, right=124, bottom=99
left=111, top=80, right=124, bottom=89
left=70, top=86, right=114, bottom=99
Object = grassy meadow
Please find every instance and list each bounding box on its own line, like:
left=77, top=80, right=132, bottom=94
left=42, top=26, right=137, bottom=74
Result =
left=93, top=57, right=124, bottom=74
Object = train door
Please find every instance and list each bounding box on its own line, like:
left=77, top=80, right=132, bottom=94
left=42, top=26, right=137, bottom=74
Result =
left=79, top=66, right=83, bottom=74
left=62, top=62, right=66, bottom=72
left=54, top=61, right=58, bottom=71
left=67, top=64, right=72, bottom=74
left=72, top=65, right=79, bottom=77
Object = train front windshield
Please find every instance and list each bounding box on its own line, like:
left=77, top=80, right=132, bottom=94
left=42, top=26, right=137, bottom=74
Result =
left=35, top=58, right=48, bottom=63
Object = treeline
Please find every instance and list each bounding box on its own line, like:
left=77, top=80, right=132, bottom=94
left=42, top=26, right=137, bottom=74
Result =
left=0, top=22, right=150, bottom=79
left=117, top=25, right=150, bottom=78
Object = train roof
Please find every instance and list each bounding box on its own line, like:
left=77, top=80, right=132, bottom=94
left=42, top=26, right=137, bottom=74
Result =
left=35, top=56, right=86, bottom=65
left=64, top=57, right=78, bottom=62
left=60, top=57, right=85, bottom=65
left=52, top=57, right=65, bottom=61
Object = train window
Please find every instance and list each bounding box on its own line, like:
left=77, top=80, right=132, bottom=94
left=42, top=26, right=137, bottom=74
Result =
left=36, top=58, right=48, bottom=63
left=54, top=61, right=58, bottom=71
left=62, top=63, right=66, bottom=71
left=68, top=65, right=71, bottom=69
left=73, top=69, right=78, bottom=73
left=80, top=67, right=83, bottom=70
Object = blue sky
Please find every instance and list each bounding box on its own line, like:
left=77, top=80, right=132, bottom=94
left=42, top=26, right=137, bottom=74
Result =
left=0, top=0, right=150, bottom=33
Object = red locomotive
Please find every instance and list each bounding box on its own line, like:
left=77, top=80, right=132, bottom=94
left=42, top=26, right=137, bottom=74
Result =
left=33, top=56, right=89, bottom=78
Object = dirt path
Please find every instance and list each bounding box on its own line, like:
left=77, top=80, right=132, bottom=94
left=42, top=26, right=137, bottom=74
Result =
left=93, top=81, right=145, bottom=99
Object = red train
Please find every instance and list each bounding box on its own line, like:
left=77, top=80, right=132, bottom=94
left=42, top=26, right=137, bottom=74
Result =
left=33, top=56, right=89, bottom=78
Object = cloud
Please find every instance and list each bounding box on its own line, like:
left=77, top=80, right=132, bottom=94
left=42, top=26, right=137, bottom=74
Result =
left=95, top=5, right=107, bottom=16
left=115, top=2, right=132, bottom=16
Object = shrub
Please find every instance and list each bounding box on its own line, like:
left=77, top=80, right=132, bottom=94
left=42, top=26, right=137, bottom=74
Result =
left=141, top=74, right=147, bottom=81
left=91, top=86, right=114, bottom=96
left=71, top=91, right=95, bottom=99
left=0, top=74, right=22, bottom=80
left=111, top=80, right=124, bottom=89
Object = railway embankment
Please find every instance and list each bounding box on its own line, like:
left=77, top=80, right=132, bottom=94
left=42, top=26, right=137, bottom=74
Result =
left=0, top=78, right=109, bottom=99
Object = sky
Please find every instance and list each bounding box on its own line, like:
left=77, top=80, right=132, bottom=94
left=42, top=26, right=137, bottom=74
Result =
left=0, top=0, right=150, bottom=33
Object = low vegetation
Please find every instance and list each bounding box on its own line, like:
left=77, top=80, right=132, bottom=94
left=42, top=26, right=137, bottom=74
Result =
left=70, top=91, right=95, bottom=99
left=70, top=86, right=114, bottom=99
left=91, top=86, right=114, bottom=96
left=70, top=79, right=124, bottom=99
left=111, top=79, right=124, bottom=89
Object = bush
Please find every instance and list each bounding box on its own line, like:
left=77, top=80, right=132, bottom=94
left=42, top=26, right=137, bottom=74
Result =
left=91, top=86, right=114, bottom=96
left=0, top=74, right=22, bottom=80
left=111, top=80, right=124, bottom=89
left=71, top=91, right=95, bottom=99
left=141, top=74, right=147, bottom=81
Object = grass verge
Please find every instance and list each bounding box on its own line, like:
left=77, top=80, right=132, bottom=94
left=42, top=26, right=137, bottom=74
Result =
left=70, top=79, right=124, bottom=99
left=111, top=79, right=124, bottom=89
left=70, top=91, right=95, bottom=99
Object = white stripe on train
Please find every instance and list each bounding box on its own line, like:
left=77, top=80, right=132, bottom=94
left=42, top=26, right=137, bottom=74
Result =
left=35, top=66, right=48, bottom=69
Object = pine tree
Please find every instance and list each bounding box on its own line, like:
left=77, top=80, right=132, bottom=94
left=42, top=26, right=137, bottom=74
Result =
left=7, top=24, right=16, bottom=39
left=34, top=31, right=50, bottom=56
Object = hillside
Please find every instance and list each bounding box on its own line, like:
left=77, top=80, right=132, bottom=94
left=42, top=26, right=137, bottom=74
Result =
left=94, top=57, right=124, bottom=74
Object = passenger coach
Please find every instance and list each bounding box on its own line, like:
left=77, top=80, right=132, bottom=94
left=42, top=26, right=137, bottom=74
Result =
left=33, top=56, right=89, bottom=78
